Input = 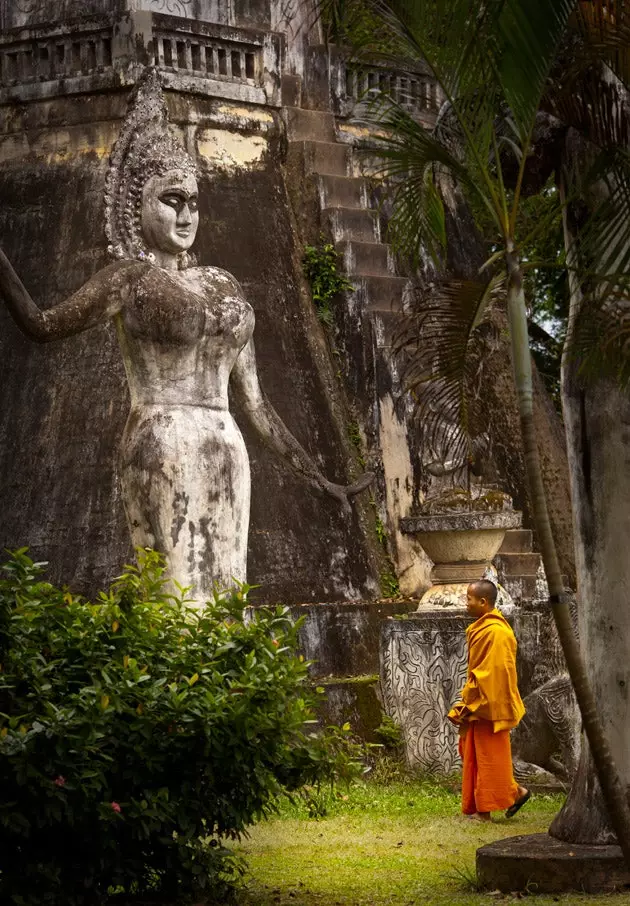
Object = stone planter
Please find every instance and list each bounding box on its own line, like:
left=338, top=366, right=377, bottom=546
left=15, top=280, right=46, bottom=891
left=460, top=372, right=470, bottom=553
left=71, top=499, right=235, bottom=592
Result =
left=400, top=509, right=522, bottom=607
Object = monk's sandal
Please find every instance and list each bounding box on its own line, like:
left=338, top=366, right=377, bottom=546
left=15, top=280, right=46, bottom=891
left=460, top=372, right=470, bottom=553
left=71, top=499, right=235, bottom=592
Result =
left=505, top=790, right=531, bottom=818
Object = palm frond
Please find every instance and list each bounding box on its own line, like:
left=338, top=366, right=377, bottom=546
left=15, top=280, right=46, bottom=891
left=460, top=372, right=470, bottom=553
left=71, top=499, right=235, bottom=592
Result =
left=365, top=97, right=500, bottom=263
left=549, top=61, right=630, bottom=152
left=345, top=0, right=509, bottom=179
left=494, top=0, right=577, bottom=143
left=577, top=156, right=630, bottom=284
left=392, top=276, right=505, bottom=469
left=575, top=0, right=630, bottom=88
left=565, top=157, right=630, bottom=385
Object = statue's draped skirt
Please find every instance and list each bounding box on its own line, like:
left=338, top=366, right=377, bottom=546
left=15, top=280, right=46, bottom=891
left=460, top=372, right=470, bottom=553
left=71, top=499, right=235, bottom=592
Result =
left=119, top=403, right=250, bottom=603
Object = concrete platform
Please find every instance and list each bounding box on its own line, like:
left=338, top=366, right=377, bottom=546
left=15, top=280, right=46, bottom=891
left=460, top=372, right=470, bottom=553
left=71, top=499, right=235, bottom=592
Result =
left=476, top=833, right=630, bottom=894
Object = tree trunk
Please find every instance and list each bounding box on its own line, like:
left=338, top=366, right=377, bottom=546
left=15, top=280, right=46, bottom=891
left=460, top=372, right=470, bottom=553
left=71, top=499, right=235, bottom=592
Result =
left=505, top=242, right=630, bottom=860
left=551, top=372, right=630, bottom=842
left=550, top=158, right=630, bottom=843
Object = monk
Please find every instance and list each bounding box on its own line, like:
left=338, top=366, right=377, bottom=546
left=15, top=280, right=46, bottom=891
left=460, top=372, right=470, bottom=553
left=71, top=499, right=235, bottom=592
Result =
left=448, top=579, right=530, bottom=821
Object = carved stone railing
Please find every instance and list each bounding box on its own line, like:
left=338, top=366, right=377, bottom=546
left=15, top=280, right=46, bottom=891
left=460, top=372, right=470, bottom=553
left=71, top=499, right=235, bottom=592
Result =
left=326, top=47, right=444, bottom=127
left=0, top=21, right=113, bottom=90
left=149, top=16, right=281, bottom=104
left=0, top=13, right=281, bottom=106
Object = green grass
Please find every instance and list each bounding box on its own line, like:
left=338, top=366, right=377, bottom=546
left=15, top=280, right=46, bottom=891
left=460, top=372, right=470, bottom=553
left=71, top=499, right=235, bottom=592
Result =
left=232, top=777, right=630, bottom=906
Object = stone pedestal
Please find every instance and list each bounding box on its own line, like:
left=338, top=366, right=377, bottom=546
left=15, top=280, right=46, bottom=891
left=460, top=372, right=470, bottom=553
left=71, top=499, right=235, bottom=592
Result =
left=400, top=510, right=522, bottom=606
left=380, top=611, right=470, bottom=772
left=477, top=833, right=630, bottom=894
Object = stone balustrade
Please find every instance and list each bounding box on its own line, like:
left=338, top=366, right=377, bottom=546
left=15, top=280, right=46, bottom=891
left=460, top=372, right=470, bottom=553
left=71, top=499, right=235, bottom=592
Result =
left=152, top=30, right=258, bottom=85
left=0, top=25, right=113, bottom=87
left=343, top=65, right=442, bottom=119
left=0, top=14, right=280, bottom=105
left=326, top=47, right=444, bottom=126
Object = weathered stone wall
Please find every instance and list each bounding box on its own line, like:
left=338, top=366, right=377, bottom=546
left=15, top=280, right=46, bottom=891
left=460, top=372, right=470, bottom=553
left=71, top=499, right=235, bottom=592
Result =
left=0, top=86, right=382, bottom=603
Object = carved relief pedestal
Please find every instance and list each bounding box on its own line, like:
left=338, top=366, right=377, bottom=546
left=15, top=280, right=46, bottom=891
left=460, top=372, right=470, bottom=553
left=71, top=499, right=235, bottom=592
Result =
left=380, top=612, right=471, bottom=773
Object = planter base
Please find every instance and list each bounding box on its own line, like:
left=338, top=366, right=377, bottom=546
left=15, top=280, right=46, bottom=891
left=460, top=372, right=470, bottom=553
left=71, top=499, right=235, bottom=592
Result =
left=476, top=833, right=630, bottom=894
left=418, top=581, right=514, bottom=611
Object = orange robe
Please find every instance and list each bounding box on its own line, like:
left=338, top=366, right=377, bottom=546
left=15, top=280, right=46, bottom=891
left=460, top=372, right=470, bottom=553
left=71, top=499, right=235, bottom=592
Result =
left=448, top=609, right=525, bottom=814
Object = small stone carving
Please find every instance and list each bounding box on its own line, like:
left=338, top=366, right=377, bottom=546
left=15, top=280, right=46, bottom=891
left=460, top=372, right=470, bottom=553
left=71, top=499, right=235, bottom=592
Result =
left=0, top=68, right=372, bottom=603
left=512, top=674, right=580, bottom=782
left=511, top=605, right=581, bottom=783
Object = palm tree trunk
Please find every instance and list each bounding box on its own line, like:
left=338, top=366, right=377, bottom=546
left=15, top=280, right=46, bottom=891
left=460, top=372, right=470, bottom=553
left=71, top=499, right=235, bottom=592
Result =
left=505, top=247, right=630, bottom=865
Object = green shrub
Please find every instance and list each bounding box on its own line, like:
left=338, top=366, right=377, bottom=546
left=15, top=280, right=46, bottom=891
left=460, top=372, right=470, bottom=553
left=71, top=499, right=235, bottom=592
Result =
left=302, top=235, right=354, bottom=325
left=0, top=550, right=361, bottom=905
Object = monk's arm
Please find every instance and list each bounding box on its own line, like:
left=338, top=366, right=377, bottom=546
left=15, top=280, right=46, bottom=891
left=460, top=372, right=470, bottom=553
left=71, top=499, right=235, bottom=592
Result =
left=231, top=336, right=373, bottom=509
left=460, top=634, right=496, bottom=711
left=0, top=251, right=141, bottom=342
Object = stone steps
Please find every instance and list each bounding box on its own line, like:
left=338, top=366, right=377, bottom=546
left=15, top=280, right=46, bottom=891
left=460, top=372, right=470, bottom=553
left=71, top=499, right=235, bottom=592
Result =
left=494, top=529, right=548, bottom=604
left=318, top=173, right=369, bottom=209
left=284, top=106, right=336, bottom=142
left=498, top=528, right=534, bottom=554
left=296, top=139, right=352, bottom=176
left=337, top=239, right=393, bottom=276
left=495, top=551, right=542, bottom=577
left=286, top=105, right=549, bottom=614
left=324, top=206, right=381, bottom=242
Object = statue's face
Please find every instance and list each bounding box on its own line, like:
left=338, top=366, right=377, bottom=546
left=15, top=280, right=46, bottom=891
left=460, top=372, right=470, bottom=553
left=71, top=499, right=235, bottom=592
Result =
left=140, top=170, right=199, bottom=256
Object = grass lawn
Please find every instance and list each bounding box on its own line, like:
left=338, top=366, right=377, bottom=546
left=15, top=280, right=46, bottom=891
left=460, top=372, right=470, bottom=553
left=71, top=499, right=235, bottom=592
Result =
left=232, top=775, right=630, bottom=906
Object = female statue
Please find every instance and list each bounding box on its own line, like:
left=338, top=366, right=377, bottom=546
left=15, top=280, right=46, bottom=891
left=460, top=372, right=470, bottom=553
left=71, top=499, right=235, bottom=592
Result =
left=0, top=69, right=372, bottom=603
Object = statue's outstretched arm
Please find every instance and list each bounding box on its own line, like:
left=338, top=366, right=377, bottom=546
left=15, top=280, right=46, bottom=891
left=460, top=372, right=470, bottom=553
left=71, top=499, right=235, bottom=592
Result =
left=231, top=336, right=374, bottom=512
left=0, top=250, right=140, bottom=342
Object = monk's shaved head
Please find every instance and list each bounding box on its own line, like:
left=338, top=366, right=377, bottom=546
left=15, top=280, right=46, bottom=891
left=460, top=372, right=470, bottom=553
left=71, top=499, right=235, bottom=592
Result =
left=469, top=579, right=498, bottom=606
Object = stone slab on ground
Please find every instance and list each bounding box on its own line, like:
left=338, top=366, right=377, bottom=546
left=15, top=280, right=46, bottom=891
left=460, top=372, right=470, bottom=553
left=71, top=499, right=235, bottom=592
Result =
left=476, top=832, right=630, bottom=894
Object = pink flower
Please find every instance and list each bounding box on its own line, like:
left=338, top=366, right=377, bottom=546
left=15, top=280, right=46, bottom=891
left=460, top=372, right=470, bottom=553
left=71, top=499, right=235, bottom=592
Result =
left=110, top=801, right=122, bottom=813
left=54, top=775, right=66, bottom=787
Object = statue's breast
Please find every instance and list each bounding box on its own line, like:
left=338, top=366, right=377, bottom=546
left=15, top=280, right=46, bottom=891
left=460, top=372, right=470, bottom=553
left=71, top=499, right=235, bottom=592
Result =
left=122, top=265, right=254, bottom=348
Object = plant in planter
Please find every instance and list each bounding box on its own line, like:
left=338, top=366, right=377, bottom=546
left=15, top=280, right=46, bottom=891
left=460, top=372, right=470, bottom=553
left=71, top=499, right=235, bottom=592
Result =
left=0, top=549, right=362, bottom=906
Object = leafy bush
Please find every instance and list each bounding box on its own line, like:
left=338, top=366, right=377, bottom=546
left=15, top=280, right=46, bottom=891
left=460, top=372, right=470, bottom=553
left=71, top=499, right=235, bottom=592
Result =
left=0, top=550, right=361, bottom=905
left=302, top=235, right=354, bottom=325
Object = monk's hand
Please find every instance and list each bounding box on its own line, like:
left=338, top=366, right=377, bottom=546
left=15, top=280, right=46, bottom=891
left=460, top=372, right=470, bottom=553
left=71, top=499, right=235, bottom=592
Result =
left=447, top=701, right=469, bottom=726
left=322, top=472, right=375, bottom=515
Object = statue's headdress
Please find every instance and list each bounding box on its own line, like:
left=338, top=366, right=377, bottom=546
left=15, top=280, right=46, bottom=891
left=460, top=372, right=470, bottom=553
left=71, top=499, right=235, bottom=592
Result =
left=104, top=68, right=197, bottom=264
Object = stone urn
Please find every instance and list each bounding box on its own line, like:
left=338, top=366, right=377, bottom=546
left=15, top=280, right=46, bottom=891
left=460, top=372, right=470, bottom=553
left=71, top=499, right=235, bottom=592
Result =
left=400, top=507, right=522, bottom=608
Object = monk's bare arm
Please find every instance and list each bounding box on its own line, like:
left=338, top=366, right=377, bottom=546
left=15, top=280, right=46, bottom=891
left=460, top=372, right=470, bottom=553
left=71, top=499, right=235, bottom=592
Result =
left=231, top=336, right=373, bottom=509
left=0, top=251, right=142, bottom=343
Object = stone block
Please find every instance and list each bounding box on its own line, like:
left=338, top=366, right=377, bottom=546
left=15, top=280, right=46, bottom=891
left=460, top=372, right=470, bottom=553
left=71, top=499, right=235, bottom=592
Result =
left=285, top=107, right=335, bottom=142
left=337, top=239, right=392, bottom=277
left=380, top=612, right=470, bottom=773
left=497, top=528, right=533, bottom=553
left=324, top=206, right=380, bottom=243
left=293, top=599, right=417, bottom=678
left=317, top=173, right=368, bottom=209
left=477, top=833, right=630, bottom=894
left=495, top=551, right=542, bottom=576
left=358, top=275, right=410, bottom=312
left=316, top=676, right=384, bottom=742
left=298, top=140, right=351, bottom=176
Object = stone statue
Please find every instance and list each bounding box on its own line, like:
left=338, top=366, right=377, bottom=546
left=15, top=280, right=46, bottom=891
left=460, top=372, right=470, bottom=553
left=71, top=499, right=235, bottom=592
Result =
left=0, top=69, right=372, bottom=603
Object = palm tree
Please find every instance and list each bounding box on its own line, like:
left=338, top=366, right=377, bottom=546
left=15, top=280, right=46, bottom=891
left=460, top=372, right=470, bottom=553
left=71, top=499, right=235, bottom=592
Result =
left=326, top=0, right=630, bottom=859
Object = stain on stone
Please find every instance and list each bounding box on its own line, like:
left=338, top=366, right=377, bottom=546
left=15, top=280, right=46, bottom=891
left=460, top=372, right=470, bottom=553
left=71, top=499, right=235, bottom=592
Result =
left=170, top=490, right=189, bottom=547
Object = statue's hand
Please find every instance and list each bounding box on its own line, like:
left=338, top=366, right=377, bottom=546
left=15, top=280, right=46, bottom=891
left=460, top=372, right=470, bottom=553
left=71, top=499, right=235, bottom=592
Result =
left=322, top=471, right=375, bottom=515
